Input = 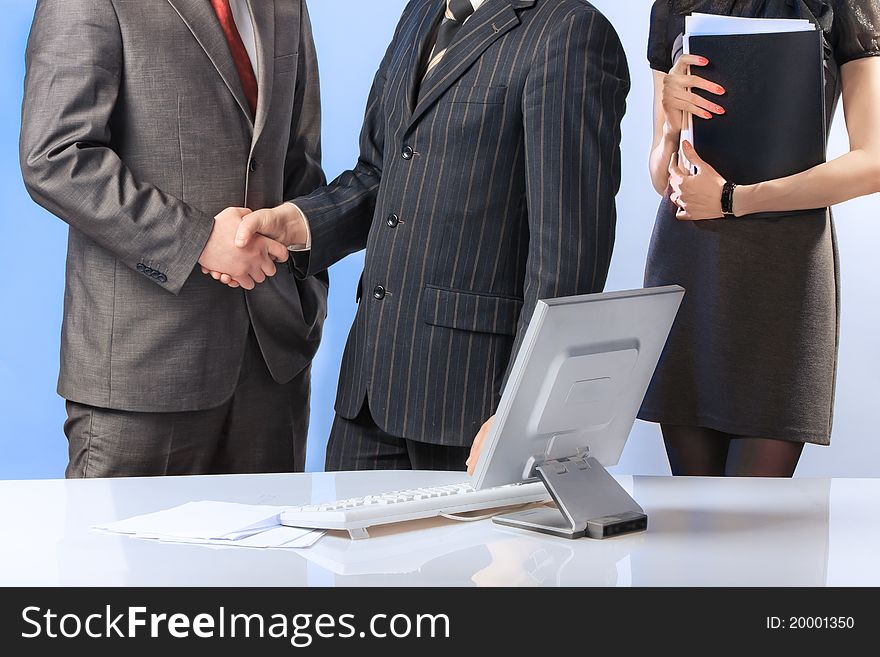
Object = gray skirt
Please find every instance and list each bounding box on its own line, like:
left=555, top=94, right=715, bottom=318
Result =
left=638, top=198, right=839, bottom=445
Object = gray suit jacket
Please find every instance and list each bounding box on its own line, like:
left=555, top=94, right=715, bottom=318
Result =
left=294, top=0, right=629, bottom=446
left=21, top=0, right=327, bottom=413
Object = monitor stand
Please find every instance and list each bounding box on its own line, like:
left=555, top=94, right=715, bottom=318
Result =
left=493, top=454, right=647, bottom=540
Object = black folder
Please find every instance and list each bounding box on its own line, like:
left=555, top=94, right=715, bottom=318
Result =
left=682, top=29, right=827, bottom=219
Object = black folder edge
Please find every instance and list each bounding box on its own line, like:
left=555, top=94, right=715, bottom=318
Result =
left=673, top=27, right=828, bottom=221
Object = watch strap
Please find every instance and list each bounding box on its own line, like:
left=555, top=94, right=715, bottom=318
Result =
left=721, top=181, right=738, bottom=217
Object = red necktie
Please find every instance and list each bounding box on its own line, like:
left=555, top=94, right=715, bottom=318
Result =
left=209, top=0, right=259, bottom=117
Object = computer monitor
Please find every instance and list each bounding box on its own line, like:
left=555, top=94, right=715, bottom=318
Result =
left=472, top=286, right=684, bottom=539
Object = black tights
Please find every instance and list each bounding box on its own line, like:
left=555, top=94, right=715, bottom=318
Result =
left=661, top=425, right=805, bottom=478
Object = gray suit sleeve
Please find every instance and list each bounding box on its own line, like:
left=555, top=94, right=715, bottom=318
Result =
left=504, top=10, right=630, bottom=387
left=19, top=0, right=215, bottom=295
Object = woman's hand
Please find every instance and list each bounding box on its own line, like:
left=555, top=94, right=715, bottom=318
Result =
left=669, top=141, right=727, bottom=221
left=661, top=54, right=726, bottom=132
left=650, top=55, right=727, bottom=195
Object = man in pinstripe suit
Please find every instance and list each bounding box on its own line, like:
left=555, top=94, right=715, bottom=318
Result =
left=226, top=0, right=630, bottom=471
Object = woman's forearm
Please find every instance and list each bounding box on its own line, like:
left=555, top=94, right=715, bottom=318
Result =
left=733, top=59, right=880, bottom=217
left=650, top=123, right=680, bottom=195
left=734, top=149, right=880, bottom=216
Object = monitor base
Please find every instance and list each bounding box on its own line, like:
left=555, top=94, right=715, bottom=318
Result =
left=493, top=455, right=647, bottom=540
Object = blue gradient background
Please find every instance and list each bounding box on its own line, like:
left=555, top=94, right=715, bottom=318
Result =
left=2, top=0, right=879, bottom=480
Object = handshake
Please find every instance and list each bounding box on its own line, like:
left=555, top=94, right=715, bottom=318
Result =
left=197, top=204, right=309, bottom=290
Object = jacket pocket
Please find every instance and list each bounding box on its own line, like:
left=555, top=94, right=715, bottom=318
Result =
left=274, top=53, right=298, bottom=75
left=423, top=285, right=522, bottom=336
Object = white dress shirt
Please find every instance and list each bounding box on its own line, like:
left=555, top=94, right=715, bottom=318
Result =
left=229, top=0, right=258, bottom=74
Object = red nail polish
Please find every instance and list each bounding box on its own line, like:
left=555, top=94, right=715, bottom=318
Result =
left=717, top=106, right=725, bottom=114
left=717, top=86, right=726, bottom=94
left=699, top=57, right=708, bottom=65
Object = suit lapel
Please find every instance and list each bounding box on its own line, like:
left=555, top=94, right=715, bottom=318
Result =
left=247, top=0, right=278, bottom=145
left=407, top=0, right=524, bottom=131
left=401, top=0, right=447, bottom=115
left=166, top=0, right=254, bottom=127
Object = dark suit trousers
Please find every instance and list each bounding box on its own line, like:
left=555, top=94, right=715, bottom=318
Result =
left=326, top=402, right=470, bottom=473
left=64, top=331, right=309, bottom=478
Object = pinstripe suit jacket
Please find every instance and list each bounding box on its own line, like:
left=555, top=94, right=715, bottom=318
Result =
left=295, top=0, right=629, bottom=447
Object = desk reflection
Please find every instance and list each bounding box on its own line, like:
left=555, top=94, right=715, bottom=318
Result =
left=40, top=473, right=833, bottom=587
left=303, top=477, right=831, bottom=587
left=301, top=515, right=641, bottom=587
left=629, top=476, right=830, bottom=586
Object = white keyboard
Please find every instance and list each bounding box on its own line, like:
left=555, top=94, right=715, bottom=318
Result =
left=280, top=481, right=550, bottom=538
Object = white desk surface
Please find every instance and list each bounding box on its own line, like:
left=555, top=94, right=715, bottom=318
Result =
left=0, top=471, right=877, bottom=587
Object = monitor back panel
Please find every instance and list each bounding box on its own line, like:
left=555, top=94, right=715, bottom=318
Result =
left=474, top=287, right=684, bottom=490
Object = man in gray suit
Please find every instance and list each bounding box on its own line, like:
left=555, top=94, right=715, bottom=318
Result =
left=20, top=0, right=327, bottom=477
left=213, top=0, right=629, bottom=472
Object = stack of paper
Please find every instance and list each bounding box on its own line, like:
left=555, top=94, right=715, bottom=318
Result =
left=94, top=501, right=324, bottom=550
left=684, top=12, right=815, bottom=39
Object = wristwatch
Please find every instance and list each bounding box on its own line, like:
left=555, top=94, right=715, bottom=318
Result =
left=721, top=181, right=738, bottom=217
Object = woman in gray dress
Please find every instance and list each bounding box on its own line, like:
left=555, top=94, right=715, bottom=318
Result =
left=640, top=0, right=880, bottom=476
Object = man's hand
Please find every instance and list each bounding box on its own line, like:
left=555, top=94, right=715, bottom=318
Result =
left=236, top=203, right=309, bottom=250
left=202, top=203, right=308, bottom=288
left=197, top=207, right=289, bottom=290
left=466, top=415, right=495, bottom=476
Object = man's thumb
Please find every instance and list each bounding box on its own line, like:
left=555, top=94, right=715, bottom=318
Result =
left=235, top=213, right=261, bottom=248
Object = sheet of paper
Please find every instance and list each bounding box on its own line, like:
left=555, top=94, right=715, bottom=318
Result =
left=683, top=13, right=815, bottom=61
left=284, top=530, right=326, bottom=549
left=94, top=501, right=288, bottom=540
left=151, top=527, right=325, bottom=549
left=685, top=13, right=815, bottom=37
left=94, top=501, right=327, bottom=550
left=234, top=526, right=322, bottom=548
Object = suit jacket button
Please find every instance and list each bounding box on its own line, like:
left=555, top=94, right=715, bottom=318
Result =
left=151, top=271, right=161, bottom=279
left=249, top=159, right=258, bottom=172
left=401, top=146, right=414, bottom=160
left=372, top=285, right=386, bottom=300
left=136, top=263, right=145, bottom=272
left=144, top=267, right=155, bottom=276
left=386, top=213, right=400, bottom=228
left=158, top=274, right=168, bottom=283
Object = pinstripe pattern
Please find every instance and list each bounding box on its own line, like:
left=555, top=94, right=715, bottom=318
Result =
left=294, top=0, right=629, bottom=449
left=325, top=404, right=470, bottom=471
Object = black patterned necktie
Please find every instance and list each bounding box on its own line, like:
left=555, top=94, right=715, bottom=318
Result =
left=422, top=0, right=476, bottom=82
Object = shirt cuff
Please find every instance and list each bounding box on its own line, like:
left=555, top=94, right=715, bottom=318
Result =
left=286, top=202, right=311, bottom=252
